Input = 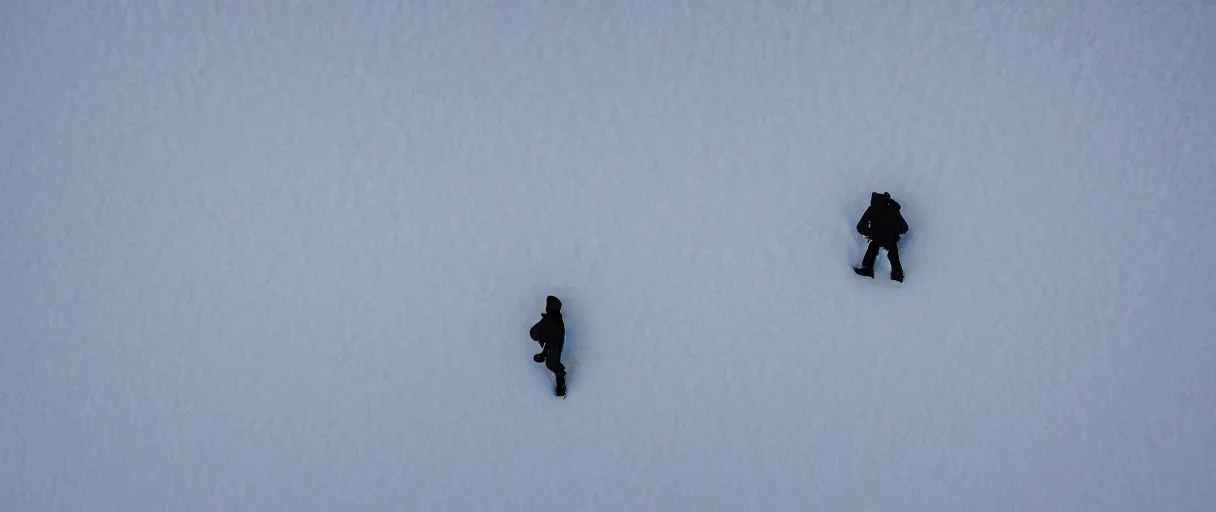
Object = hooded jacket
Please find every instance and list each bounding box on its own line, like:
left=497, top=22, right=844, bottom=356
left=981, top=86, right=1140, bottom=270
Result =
left=529, top=296, right=565, bottom=349
left=856, top=192, right=908, bottom=247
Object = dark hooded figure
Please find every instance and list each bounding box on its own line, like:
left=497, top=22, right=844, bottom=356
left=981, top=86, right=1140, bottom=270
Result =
left=854, top=192, right=909, bottom=282
left=529, top=295, right=566, bottom=396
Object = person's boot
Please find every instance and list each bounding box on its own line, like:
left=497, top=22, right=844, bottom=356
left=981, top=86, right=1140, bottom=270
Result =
left=853, top=266, right=874, bottom=278
left=533, top=353, right=546, bottom=363
left=891, top=269, right=904, bottom=282
left=555, top=375, right=566, bottom=397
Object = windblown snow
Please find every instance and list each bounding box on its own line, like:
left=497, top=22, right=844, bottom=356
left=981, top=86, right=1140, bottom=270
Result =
left=2, top=2, right=1214, bottom=511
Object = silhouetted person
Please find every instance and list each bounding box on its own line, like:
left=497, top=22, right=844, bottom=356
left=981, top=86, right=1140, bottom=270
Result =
left=854, top=192, right=908, bottom=282
left=529, top=295, right=566, bottom=396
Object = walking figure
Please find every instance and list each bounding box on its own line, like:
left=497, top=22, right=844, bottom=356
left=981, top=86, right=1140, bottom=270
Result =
left=529, top=295, right=566, bottom=396
left=854, top=192, right=909, bottom=282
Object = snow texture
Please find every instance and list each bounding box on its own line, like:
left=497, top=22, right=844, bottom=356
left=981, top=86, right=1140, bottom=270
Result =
left=3, top=1, right=1215, bottom=511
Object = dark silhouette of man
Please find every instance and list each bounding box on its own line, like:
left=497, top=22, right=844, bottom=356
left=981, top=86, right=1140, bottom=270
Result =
left=529, top=295, right=566, bottom=396
left=854, top=192, right=908, bottom=282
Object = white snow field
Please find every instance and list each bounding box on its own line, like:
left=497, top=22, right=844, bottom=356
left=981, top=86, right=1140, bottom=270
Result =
left=3, top=1, right=1214, bottom=511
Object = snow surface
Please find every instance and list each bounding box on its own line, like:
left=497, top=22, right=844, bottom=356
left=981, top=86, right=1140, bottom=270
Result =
left=3, top=1, right=1215, bottom=510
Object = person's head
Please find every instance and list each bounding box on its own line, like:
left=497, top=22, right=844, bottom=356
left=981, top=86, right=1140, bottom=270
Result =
left=870, top=191, right=900, bottom=210
left=545, top=295, right=562, bottom=313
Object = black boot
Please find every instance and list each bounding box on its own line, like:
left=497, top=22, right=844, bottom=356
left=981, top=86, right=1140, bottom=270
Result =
left=555, top=375, right=566, bottom=397
left=891, top=269, right=904, bottom=282
left=533, top=353, right=545, bottom=363
left=853, top=266, right=874, bottom=278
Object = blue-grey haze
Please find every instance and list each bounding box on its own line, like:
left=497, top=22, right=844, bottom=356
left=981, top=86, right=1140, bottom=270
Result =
left=2, top=1, right=1213, bottom=510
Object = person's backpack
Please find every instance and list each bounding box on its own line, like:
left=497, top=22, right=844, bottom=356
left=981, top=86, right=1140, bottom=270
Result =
left=530, top=319, right=544, bottom=343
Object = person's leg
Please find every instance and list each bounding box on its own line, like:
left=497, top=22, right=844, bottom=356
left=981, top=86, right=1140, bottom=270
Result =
left=855, top=241, right=880, bottom=276
left=546, top=358, right=566, bottom=396
left=545, top=343, right=565, bottom=378
left=887, top=244, right=904, bottom=281
left=545, top=340, right=566, bottom=396
left=546, top=359, right=566, bottom=378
